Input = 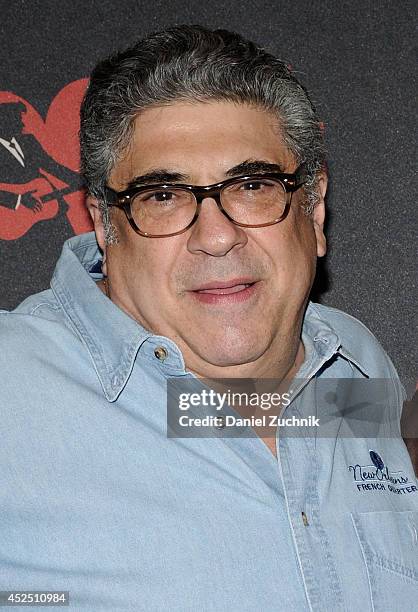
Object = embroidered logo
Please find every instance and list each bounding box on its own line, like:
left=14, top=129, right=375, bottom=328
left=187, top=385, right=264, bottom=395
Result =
left=369, top=450, right=384, bottom=470
left=348, top=451, right=417, bottom=495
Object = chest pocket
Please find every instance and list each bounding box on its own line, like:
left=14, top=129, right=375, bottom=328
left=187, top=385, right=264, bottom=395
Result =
left=351, top=510, right=418, bottom=610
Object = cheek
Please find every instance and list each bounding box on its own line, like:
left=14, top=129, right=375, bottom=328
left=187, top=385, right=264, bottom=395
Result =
left=112, top=232, right=181, bottom=294
left=290, top=218, right=318, bottom=289
left=288, top=206, right=318, bottom=257
left=265, top=215, right=317, bottom=290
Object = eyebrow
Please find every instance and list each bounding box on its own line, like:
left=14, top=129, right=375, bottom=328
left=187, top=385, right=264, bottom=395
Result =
left=124, top=159, right=287, bottom=189
left=226, top=159, right=286, bottom=176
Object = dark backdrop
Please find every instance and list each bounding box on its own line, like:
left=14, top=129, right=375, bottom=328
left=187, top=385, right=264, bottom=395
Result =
left=0, top=0, right=416, bottom=389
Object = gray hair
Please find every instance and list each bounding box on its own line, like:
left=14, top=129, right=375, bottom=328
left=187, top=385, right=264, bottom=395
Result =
left=80, top=24, right=326, bottom=243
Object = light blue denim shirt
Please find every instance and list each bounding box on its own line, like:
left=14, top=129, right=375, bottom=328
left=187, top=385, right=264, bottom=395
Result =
left=0, top=232, right=417, bottom=611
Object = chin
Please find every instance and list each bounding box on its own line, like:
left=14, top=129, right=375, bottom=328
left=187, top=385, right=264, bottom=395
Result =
left=197, top=339, right=266, bottom=370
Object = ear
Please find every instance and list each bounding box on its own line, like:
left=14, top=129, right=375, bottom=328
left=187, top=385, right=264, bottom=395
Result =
left=86, top=195, right=108, bottom=275
left=312, top=172, right=328, bottom=258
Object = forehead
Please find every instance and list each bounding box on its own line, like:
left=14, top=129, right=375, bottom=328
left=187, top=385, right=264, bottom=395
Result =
left=110, top=101, right=295, bottom=187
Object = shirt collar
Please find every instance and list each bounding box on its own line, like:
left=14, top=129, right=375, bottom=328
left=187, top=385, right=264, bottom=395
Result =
left=51, top=232, right=153, bottom=402
left=300, top=302, right=370, bottom=379
left=50, top=232, right=370, bottom=402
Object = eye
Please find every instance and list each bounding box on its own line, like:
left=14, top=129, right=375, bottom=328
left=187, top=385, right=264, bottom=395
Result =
left=240, top=180, right=265, bottom=191
left=236, top=179, right=279, bottom=195
left=141, top=190, right=177, bottom=203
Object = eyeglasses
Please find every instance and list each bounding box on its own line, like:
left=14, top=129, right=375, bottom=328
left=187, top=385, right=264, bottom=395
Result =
left=104, top=164, right=307, bottom=238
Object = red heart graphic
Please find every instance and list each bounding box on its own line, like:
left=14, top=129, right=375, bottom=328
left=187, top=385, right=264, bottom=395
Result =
left=0, top=79, right=92, bottom=240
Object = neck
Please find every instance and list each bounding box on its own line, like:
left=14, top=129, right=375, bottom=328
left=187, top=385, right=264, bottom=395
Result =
left=187, top=336, right=305, bottom=383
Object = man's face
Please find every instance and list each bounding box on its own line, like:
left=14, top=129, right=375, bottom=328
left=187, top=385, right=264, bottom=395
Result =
left=91, top=101, right=327, bottom=377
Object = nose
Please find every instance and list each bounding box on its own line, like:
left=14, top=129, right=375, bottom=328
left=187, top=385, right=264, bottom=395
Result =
left=186, top=196, right=248, bottom=256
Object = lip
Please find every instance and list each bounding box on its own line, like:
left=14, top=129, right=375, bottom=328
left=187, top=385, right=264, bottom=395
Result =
left=189, top=278, right=260, bottom=305
left=192, top=278, right=257, bottom=291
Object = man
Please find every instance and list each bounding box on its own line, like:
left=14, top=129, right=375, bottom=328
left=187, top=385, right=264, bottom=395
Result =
left=0, top=25, right=416, bottom=611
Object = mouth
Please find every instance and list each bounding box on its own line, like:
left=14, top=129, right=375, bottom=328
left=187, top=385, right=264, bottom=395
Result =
left=189, top=279, right=259, bottom=304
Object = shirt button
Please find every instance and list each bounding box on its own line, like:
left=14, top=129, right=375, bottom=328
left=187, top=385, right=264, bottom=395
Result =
left=154, top=346, right=168, bottom=361
left=313, top=336, right=329, bottom=344
left=301, top=511, right=309, bottom=526
left=214, top=416, right=226, bottom=429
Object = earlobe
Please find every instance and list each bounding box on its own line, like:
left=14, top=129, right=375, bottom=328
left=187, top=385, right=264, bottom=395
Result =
left=86, top=196, right=106, bottom=248
left=86, top=196, right=107, bottom=269
left=312, top=172, right=328, bottom=258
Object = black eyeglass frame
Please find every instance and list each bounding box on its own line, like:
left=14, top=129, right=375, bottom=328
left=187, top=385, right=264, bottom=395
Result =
left=104, top=164, right=308, bottom=238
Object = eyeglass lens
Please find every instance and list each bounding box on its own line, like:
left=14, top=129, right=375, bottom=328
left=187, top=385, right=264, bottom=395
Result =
left=130, top=178, right=287, bottom=235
